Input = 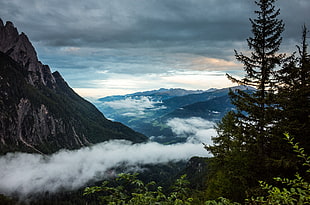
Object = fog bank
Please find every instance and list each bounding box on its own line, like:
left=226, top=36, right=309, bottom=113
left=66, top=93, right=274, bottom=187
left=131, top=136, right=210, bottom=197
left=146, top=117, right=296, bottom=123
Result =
left=0, top=140, right=210, bottom=198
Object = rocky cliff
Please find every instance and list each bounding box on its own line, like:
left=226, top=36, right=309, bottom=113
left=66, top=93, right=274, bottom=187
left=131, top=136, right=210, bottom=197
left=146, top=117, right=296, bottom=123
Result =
left=0, top=20, right=56, bottom=88
left=0, top=19, right=147, bottom=154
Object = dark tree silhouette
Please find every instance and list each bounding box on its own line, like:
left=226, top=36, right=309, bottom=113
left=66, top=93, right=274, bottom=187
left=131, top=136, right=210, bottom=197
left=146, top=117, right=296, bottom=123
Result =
left=206, top=0, right=287, bottom=201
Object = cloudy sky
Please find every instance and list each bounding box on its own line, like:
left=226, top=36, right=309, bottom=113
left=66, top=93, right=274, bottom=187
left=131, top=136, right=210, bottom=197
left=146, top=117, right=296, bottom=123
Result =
left=1, top=0, right=309, bottom=98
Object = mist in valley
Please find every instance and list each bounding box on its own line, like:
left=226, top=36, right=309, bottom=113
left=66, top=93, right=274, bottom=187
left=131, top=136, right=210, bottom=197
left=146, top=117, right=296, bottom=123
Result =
left=0, top=117, right=215, bottom=198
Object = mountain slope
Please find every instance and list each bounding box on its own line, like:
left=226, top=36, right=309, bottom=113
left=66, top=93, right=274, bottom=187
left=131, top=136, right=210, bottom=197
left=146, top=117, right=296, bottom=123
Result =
left=161, top=86, right=253, bottom=113
left=162, top=94, right=234, bottom=121
left=0, top=19, right=147, bottom=154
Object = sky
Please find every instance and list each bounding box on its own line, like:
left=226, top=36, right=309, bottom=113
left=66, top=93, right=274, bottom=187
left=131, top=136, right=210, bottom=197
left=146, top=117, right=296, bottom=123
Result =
left=0, top=0, right=309, bottom=99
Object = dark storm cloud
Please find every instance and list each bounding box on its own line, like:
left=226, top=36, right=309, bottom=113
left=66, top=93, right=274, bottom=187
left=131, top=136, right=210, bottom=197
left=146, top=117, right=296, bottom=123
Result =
left=1, top=0, right=309, bottom=47
left=279, top=0, right=310, bottom=40
left=0, top=1, right=242, bottom=44
left=1, top=0, right=308, bottom=50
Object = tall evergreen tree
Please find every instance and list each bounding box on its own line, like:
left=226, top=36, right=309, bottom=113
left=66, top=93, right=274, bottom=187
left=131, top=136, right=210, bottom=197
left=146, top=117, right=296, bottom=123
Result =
left=227, top=0, right=285, bottom=158
left=206, top=0, right=286, bottom=201
left=277, top=25, right=310, bottom=153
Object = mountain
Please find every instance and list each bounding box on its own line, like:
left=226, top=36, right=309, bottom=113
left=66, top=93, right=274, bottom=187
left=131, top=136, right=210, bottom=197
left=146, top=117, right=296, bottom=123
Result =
left=95, top=88, right=206, bottom=127
left=0, top=19, right=147, bottom=154
left=162, top=94, right=234, bottom=121
left=161, top=85, right=253, bottom=113
left=94, top=86, right=254, bottom=143
left=98, top=88, right=205, bottom=102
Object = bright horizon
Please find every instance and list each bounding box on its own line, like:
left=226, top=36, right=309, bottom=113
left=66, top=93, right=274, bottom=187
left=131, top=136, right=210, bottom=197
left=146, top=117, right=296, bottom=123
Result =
left=73, top=70, right=238, bottom=99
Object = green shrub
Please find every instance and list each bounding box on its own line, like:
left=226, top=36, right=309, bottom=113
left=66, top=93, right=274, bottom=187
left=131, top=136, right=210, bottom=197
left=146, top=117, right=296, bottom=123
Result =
left=84, top=173, right=193, bottom=205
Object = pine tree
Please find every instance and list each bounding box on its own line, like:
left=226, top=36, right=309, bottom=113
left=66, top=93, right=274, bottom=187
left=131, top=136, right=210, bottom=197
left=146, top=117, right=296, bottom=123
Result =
left=277, top=25, right=310, bottom=153
left=206, top=0, right=286, bottom=200
left=228, top=0, right=285, bottom=158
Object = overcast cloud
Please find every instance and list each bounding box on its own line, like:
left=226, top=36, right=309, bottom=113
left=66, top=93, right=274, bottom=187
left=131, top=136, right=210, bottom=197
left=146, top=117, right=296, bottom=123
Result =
left=0, top=0, right=309, bottom=97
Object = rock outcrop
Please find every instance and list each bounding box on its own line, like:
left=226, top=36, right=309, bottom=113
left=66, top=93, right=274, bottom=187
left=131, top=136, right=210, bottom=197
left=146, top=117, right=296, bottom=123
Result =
left=0, top=19, right=147, bottom=154
left=0, top=19, right=56, bottom=88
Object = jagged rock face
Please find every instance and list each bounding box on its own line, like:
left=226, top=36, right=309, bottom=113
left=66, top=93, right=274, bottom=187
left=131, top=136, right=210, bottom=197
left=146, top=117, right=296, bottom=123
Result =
left=0, top=20, right=147, bottom=154
left=0, top=19, right=56, bottom=88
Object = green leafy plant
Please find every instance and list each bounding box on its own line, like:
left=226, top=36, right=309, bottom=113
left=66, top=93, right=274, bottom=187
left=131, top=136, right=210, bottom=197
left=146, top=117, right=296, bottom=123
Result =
left=84, top=173, right=193, bottom=205
left=204, top=197, right=241, bottom=205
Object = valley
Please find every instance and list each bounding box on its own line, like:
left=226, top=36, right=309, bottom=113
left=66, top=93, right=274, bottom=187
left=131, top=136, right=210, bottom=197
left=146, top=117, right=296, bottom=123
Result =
left=0, top=19, right=222, bottom=204
left=93, top=86, right=252, bottom=144
left=1, top=0, right=309, bottom=203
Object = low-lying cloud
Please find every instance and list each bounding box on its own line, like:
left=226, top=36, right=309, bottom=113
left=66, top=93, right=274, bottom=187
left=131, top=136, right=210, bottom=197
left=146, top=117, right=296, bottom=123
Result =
left=0, top=117, right=217, bottom=198
left=0, top=140, right=210, bottom=198
left=103, top=96, right=166, bottom=116
left=167, top=117, right=216, bottom=145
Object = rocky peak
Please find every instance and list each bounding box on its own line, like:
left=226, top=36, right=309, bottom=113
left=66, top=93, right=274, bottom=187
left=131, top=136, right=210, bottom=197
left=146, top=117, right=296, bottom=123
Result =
left=0, top=18, right=56, bottom=88
left=0, top=20, right=18, bottom=51
left=0, top=19, right=147, bottom=154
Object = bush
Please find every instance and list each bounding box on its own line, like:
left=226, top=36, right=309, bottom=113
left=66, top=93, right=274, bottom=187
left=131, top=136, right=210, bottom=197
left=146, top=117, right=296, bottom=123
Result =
left=84, top=173, right=193, bottom=205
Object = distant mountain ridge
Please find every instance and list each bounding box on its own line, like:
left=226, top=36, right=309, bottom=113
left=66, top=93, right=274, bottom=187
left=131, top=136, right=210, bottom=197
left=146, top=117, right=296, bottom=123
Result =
left=162, top=85, right=254, bottom=112
left=162, top=94, right=233, bottom=121
left=0, top=19, right=147, bottom=154
left=98, top=88, right=205, bottom=102
left=94, top=86, right=254, bottom=143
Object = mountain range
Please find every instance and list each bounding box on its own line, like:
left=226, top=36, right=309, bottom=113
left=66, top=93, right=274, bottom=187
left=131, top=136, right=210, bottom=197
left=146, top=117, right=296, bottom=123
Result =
left=0, top=19, right=147, bottom=154
left=94, top=86, right=254, bottom=143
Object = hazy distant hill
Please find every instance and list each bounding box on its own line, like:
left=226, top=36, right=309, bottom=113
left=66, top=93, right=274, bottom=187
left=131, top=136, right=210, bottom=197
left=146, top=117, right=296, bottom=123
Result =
left=162, top=94, right=234, bottom=121
left=0, top=19, right=147, bottom=154
left=162, top=86, right=253, bottom=112
left=94, top=86, right=254, bottom=144
left=98, top=88, right=205, bottom=102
